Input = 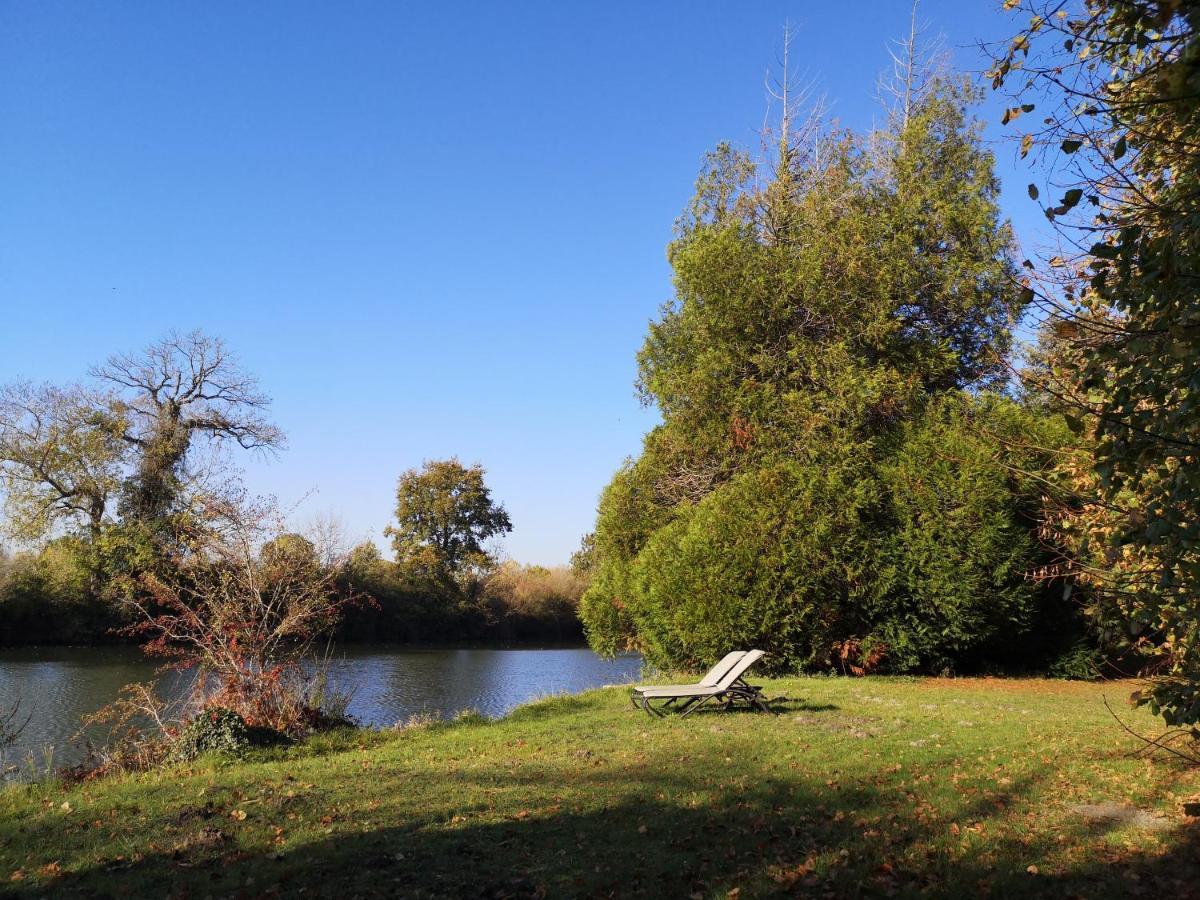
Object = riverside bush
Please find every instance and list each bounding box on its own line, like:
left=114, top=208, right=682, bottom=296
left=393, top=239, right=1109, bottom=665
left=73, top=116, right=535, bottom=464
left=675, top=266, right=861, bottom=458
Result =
left=171, top=708, right=289, bottom=762
left=581, top=397, right=1073, bottom=675
left=171, top=708, right=253, bottom=761
left=622, top=458, right=881, bottom=673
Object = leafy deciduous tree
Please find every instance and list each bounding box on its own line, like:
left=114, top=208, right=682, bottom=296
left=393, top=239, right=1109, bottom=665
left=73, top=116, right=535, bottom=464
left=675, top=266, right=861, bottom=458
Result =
left=384, top=458, right=512, bottom=590
left=992, top=0, right=1200, bottom=726
left=0, top=383, right=125, bottom=540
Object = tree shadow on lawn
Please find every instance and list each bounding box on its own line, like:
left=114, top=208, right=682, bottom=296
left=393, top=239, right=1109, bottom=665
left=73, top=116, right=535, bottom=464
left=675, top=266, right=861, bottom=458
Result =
left=24, top=757, right=1200, bottom=899
left=779, top=702, right=840, bottom=713
left=503, top=694, right=607, bottom=723
left=619, top=696, right=840, bottom=721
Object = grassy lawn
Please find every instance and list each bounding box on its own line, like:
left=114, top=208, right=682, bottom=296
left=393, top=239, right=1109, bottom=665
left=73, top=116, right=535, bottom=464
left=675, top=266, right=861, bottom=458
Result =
left=2, top=676, right=1199, bottom=898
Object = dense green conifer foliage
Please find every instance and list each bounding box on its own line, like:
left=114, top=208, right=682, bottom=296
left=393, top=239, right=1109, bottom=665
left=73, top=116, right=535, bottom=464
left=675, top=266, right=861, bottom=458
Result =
left=580, top=74, right=1073, bottom=674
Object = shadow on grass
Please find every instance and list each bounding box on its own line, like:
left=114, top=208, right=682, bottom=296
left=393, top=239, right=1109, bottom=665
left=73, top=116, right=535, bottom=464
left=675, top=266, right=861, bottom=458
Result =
left=619, top=695, right=841, bottom=722
left=503, top=694, right=601, bottom=724
left=627, top=702, right=840, bottom=723
left=18, top=758, right=1200, bottom=899
left=762, top=699, right=839, bottom=714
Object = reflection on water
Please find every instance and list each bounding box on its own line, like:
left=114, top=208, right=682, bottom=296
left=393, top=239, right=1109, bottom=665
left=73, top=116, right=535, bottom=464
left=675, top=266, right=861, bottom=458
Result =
left=0, top=645, right=642, bottom=775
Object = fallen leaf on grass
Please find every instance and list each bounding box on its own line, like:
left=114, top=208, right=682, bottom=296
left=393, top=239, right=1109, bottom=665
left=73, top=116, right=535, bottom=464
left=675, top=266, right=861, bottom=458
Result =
left=771, top=858, right=815, bottom=886
left=230, top=809, right=247, bottom=821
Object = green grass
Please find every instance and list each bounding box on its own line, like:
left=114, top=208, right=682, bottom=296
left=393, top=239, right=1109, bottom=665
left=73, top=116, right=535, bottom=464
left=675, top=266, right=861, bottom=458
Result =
left=2, top=677, right=1199, bottom=898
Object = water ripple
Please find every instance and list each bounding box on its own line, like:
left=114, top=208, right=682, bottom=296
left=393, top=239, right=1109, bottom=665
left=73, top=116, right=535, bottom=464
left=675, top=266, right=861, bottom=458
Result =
left=0, top=645, right=642, bottom=775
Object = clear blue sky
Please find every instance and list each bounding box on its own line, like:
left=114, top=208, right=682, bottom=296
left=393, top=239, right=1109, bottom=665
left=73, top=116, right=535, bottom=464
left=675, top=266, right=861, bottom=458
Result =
left=0, top=1, right=1047, bottom=565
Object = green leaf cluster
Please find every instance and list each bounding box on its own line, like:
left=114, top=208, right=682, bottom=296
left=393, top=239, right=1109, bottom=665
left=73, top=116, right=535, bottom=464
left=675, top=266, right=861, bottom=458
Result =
left=996, top=1, right=1200, bottom=725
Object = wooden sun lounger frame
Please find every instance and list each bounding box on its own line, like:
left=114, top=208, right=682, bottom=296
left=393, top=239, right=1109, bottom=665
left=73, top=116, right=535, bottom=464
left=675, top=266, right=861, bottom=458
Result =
left=630, top=649, right=769, bottom=718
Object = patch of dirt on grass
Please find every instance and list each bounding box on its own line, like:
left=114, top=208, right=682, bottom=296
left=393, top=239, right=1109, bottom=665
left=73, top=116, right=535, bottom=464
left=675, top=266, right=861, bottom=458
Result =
left=171, top=826, right=229, bottom=861
left=793, top=713, right=885, bottom=739
left=165, top=803, right=217, bottom=826
left=1069, top=802, right=1172, bottom=832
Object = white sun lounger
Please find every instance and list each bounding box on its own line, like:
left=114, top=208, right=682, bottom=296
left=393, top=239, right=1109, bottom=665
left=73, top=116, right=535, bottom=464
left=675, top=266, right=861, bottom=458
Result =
left=631, top=649, right=768, bottom=718
left=631, top=650, right=746, bottom=695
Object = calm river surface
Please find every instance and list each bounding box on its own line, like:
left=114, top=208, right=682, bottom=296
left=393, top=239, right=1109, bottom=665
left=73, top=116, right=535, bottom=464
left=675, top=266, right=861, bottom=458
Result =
left=0, top=645, right=643, bottom=776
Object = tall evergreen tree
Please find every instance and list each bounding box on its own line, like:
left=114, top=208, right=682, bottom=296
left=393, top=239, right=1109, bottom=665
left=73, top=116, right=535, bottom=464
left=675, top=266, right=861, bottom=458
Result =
left=581, top=56, right=1047, bottom=673
left=873, top=78, right=1021, bottom=391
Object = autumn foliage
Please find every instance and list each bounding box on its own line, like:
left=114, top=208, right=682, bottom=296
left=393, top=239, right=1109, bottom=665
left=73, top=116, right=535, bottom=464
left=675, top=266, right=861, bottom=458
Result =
left=122, top=495, right=356, bottom=735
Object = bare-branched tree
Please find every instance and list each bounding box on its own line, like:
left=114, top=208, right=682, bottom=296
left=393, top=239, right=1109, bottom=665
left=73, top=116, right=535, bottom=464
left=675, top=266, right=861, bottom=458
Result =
left=93, top=331, right=284, bottom=523
left=0, top=697, right=30, bottom=751
left=758, top=24, right=831, bottom=246
left=876, top=0, right=948, bottom=130
left=304, top=510, right=350, bottom=570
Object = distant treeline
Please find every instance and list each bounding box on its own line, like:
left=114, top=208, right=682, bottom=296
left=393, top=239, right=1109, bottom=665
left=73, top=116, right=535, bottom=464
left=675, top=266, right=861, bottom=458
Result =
left=0, top=539, right=585, bottom=647
left=337, top=546, right=585, bottom=644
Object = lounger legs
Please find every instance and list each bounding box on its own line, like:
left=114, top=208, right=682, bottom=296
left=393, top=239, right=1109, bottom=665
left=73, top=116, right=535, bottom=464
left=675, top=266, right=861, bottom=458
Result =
left=631, top=687, right=771, bottom=718
left=678, top=695, right=714, bottom=719
left=633, top=693, right=667, bottom=718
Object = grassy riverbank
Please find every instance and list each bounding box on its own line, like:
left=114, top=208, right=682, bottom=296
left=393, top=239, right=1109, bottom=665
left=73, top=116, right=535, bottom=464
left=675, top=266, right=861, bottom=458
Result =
left=2, top=677, right=1198, bottom=898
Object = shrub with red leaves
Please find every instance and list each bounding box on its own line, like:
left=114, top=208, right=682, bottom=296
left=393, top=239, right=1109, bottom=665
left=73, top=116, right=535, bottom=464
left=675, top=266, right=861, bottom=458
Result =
left=122, top=494, right=358, bottom=735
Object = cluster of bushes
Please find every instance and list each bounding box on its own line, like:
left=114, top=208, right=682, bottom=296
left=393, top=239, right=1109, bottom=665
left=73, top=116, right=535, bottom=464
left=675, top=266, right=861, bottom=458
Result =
left=72, top=692, right=314, bottom=781
left=63, top=499, right=365, bottom=780
left=583, top=395, right=1089, bottom=676
left=477, top=561, right=587, bottom=640
left=4, top=505, right=588, bottom=780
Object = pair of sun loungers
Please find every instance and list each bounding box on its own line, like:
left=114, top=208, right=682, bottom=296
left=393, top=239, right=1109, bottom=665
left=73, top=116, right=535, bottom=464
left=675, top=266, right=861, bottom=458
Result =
left=630, top=649, right=769, bottom=718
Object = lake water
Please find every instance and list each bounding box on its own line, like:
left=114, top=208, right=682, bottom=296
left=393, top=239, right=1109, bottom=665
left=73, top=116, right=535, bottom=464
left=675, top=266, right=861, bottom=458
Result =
left=0, top=645, right=643, bottom=777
